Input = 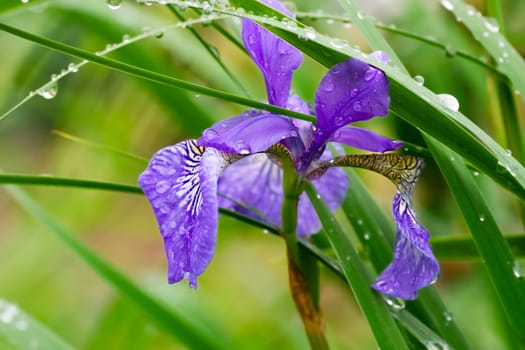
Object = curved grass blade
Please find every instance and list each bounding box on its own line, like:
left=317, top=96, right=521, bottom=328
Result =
left=440, top=0, right=525, bottom=99
left=216, top=0, right=525, bottom=203
left=0, top=173, right=142, bottom=194
left=0, top=299, right=74, bottom=350
left=428, top=138, right=525, bottom=346
left=295, top=11, right=504, bottom=79
left=5, top=186, right=229, bottom=350
left=305, top=183, right=409, bottom=350
left=0, top=22, right=315, bottom=123
left=167, top=4, right=249, bottom=97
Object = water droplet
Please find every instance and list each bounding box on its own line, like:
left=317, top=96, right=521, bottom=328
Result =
left=0, top=304, right=19, bottom=324
left=357, top=219, right=363, bottom=225
left=353, top=101, right=362, bottom=112
left=345, top=256, right=351, bottom=261
left=445, top=45, right=457, bottom=57
left=343, top=22, right=352, bottom=29
left=443, top=311, right=453, bottom=323
left=106, top=0, right=122, bottom=10
left=482, top=31, right=489, bottom=38
left=426, top=340, right=450, bottom=350
left=350, top=88, right=359, bottom=97
left=235, top=141, right=250, bottom=155
left=356, top=10, right=365, bottom=20
left=513, top=261, right=524, bottom=278
left=122, top=34, right=130, bottom=43
left=437, top=93, right=460, bottom=111
left=505, top=149, right=512, bottom=156
left=413, top=75, right=425, bottom=85
left=384, top=296, right=405, bottom=310
left=301, top=27, right=316, bottom=40
left=335, top=115, right=346, bottom=126
left=466, top=5, right=476, bottom=16
left=21, top=0, right=29, bottom=3
left=38, top=82, right=58, bottom=100
left=329, top=38, right=345, bottom=49
left=322, top=77, right=335, bottom=92
left=484, top=17, right=500, bottom=33
left=479, top=215, right=486, bottom=222
left=472, top=171, right=480, bottom=177
left=67, top=63, right=79, bottom=73
left=155, top=180, right=171, bottom=194
left=363, top=232, right=370, bottom=240
left=363, top=68, right=377, bottom=82
left=440, top=0, right=454, bottom=10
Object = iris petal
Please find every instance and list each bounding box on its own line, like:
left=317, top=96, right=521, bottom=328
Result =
left=329, top=126, right=403, bottom=152
left=218, top=151, right=348, bottom=236
left=138, top=140, right=226, bottom=288
left=314, top=57, right=390, bottom=137
left=198, top=111, right=298, bottom=154
left=241, top=0, right=302, bottom=107
left=373, top=188, right=439, bottom=300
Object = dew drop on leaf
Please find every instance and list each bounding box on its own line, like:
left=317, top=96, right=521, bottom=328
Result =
left=437, top=93, right=460, bottom=111
left=38, top=82, right=58, bottom=100
left=106, top=0, right=122, bottom=10
left=413, top=75, right=425, bottom=86
left=440, top=0, right=454, bottom=11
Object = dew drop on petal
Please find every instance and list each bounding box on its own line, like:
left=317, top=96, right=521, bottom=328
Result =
left=363, top=68, right=377, bottom=82
left=329, top=38, right=345, bottom=49
left=155, top=180, right=171, bottom=194
left=106, top=0, right=122, bottom=10
left=353, top=101, right=362, bottom=112
left=437, top=93, right=460, bottom=111
left=322, top=77, right=335, bottom=92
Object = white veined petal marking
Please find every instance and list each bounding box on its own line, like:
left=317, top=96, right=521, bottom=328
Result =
left=175, top=140, right=206, bottom=219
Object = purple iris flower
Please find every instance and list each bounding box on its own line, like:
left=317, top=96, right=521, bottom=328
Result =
left=138, top=0, right=439, bottom=300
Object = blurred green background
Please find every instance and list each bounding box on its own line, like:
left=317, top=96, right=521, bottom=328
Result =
left=1, top=0, right=524, bottom=349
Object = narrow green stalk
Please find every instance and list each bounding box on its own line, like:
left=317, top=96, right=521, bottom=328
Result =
left=306, top=183, right=409, bottom=350
left=5, top=186, right=226, bottom=350
left=0, top=22, right=315, bottom=123
left=168, top=4, right=250, bottom=97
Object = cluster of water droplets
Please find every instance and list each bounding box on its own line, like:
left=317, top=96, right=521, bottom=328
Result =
left=1, top=14, right=223, bottom=122
left=0, top=299, right=38, bottom=349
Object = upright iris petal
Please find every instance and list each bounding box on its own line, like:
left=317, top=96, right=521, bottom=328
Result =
left=138, top=140, right=227, bottom=288
left=241, top=0, right=302, bottom=107
left=314, top=57, right=390, bottom=137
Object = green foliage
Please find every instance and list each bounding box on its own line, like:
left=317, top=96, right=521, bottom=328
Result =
left=1, top=0, right=524, bottom=349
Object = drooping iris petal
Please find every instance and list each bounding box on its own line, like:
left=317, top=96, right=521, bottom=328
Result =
left=241, top=1, right=302, bottom=107
left=198, top=111, right=298, bottom=155
left=314, top=57, right=390, bottom=136
left=138, top=140, right=227, bottom=288
left=372, top=191, right=439, bottom=300
left=329, top=126, right=403, bottom=152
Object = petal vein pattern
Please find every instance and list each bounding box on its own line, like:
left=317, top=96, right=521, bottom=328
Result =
left=138, top=140, right=227, bottom=288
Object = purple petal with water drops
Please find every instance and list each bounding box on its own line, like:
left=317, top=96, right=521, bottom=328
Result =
left=314, top=57, right=390, bottom=135
left=373, top=193, right=439, bottom=300
left=329, top=126, right=402, bottom=152
left=138, top=140, right=227, bottom=288
left=218, top=154, right=283, bottom=228
left=198, top=111, right=298, bottom=155
left=241, top=1, right=302, bottom=107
